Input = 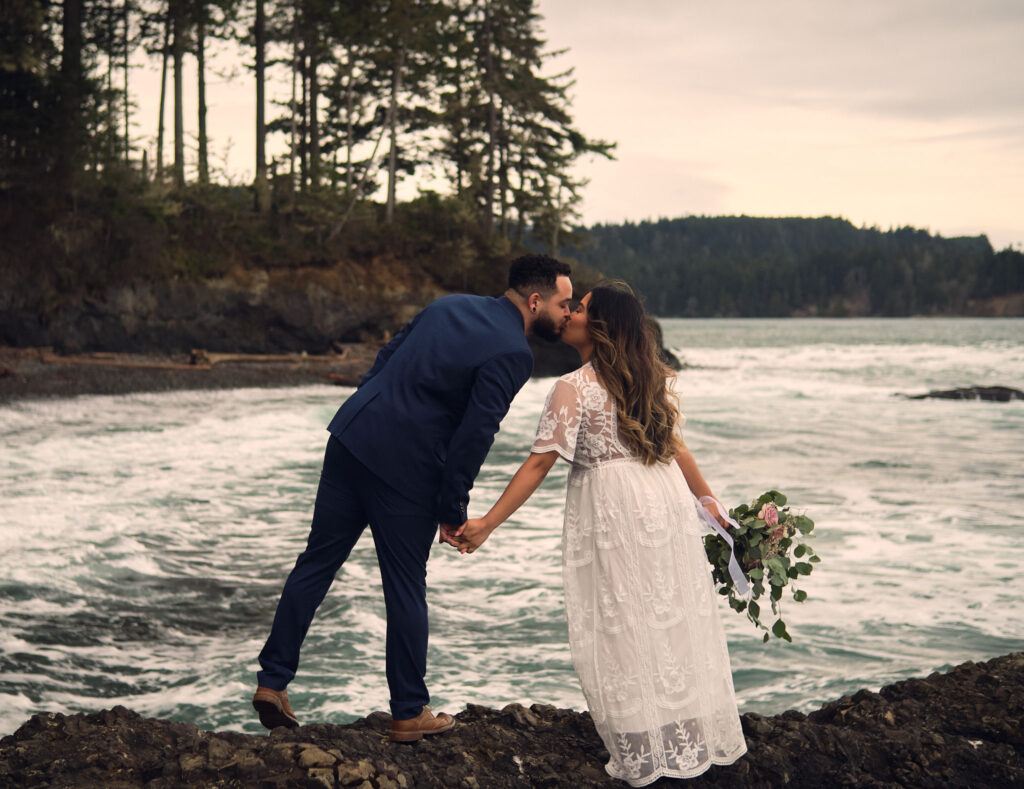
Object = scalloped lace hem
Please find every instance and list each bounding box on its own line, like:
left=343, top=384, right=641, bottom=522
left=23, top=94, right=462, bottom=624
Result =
left=605, top=743, right=748, bottom=787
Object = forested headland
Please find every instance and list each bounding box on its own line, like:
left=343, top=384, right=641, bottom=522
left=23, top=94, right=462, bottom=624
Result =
left=560, top=217, right=1024, bottom=318
left=1, top=0, right=611, bottom=328
left=3, top=0, right=1022, bottom=353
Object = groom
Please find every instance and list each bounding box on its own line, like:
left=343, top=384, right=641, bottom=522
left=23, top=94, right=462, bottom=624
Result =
left=252, top=254, right=573, bottom=741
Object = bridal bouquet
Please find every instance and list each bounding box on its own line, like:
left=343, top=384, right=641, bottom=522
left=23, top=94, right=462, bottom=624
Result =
left=700, top=491, right=818, bottom=643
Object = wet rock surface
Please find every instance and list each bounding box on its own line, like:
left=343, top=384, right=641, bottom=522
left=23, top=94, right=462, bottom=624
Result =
left=901, top=386, right=1024, bottom=402
left=1, top=652, right=1021, bottom=788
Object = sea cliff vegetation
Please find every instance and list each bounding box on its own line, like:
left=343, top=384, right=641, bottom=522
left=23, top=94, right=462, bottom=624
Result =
left=2, top=0, right=611, bottom=319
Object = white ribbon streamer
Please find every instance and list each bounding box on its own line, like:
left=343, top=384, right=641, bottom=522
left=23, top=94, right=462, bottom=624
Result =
left=694, top=495, right=751, bottom=597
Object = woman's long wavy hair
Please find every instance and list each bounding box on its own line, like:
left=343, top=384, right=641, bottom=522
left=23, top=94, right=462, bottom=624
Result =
left=587, top=282, right=680, bottom=466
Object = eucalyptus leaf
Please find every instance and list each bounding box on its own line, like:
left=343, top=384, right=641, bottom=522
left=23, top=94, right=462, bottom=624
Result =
left=793, top=589, right=808, bottom=602
left=772, top=619, right=792, bottom=642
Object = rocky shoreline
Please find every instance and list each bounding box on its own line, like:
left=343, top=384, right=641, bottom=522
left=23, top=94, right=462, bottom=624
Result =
left=1, top=652, right=1021, bottom=788
left=0, top=345, right=380, bottom=402
left=0, top=341, right=590, bottom=403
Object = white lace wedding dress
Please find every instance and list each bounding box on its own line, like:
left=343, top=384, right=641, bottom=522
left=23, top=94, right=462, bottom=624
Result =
left=531, top=363, right=747, bottom=786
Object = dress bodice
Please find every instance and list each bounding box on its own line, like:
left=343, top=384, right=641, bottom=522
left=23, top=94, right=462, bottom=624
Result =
left=531, top=363, right=684, bottom=469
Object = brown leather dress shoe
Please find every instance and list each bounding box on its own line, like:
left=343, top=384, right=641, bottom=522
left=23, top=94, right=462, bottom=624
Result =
left=389, top=706, right=456, bottom=742
left=252, top=686, right=300, bottom=730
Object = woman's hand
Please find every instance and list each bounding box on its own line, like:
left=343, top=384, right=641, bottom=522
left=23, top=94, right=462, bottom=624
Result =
left=700, top=495, right=731, bottom=529
left=455, top=518, right=494, bottom=554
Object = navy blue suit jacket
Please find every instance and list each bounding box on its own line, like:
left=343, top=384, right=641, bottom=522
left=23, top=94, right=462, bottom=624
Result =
left=327, top=294, right=534, bottom=525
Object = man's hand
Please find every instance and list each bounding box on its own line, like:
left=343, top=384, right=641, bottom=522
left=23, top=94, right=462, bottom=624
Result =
left=438, top=522, right=465, bottom=548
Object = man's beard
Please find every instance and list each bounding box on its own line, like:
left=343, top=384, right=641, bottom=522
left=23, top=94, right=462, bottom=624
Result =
left=531, top=313, right=563, bottom=342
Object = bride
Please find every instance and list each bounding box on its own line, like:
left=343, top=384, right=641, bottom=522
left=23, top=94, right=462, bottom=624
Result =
left=450, top=282, right=747, bottom=785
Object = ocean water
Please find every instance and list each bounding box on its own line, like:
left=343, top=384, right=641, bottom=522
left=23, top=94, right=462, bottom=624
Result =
left=1, top=318, right=1022, bottom=737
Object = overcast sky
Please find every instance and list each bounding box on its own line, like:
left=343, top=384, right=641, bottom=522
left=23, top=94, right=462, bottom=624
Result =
left=138, top=0, right=1024, bottom=249
left=538, top=0, right=1024, bottom=248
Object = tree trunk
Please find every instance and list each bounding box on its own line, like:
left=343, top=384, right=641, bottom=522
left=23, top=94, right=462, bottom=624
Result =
left=385, top=45, right=404, bottom=225
left=253, top=0, right=269, bottom=212
left=57, top=0, right=84, bottom=186
left=289, top=25, right=298, bottom=191
left=196, top=2, right=208, bottom=184
left=123, top=0, right=130, bottom=164
left=171, top=0, right=185, bottom=187
left=156, top=6, right=170, bottom=178
left=550, top=183, right=562, bottom=255
left=482, top=0, right=496, bottom=234
left=106, top=0, right=116, bottom=165
left=514, top=148, right=527, bottom=242
left=309, top=52, right=319, bottom=189
left=344, top=52, right=354, bottom=194
left=299, top=51, right=308, bottom=190
left=498, top=107, right=509, bottom=235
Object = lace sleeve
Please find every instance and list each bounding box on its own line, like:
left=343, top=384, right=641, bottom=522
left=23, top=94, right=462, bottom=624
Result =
left=531, top=378, right=581, bottom=462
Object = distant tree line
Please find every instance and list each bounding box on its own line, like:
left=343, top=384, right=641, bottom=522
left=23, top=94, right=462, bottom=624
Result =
left=560, top=216, right=1024, bottom=317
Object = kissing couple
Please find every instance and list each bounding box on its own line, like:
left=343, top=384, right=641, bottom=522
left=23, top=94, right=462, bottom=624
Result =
left=252, top=254, right=746, bottom=785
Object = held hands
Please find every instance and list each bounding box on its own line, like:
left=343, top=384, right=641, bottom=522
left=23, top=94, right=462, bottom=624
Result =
left=438, top=522, right=464, bottom=548
left=455, top=518, right=494, bottom=554
left=438, top=517, right=494, bottom=554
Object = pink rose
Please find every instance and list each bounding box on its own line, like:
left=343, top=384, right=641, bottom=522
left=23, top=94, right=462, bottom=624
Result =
left=758, top=502, right=779, bottom=527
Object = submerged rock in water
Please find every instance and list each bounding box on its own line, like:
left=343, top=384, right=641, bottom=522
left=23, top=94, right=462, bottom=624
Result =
left=1, top=652, right=1022, bottom=787
left=901, top=386, right=1024, bottom=402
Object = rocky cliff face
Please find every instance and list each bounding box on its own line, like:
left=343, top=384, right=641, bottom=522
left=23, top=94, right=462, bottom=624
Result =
left=1, top=652, right=1021, bottom=788
left=1, top=261, right=681, bottom=379
left=1, top=258, right=446, bottom=354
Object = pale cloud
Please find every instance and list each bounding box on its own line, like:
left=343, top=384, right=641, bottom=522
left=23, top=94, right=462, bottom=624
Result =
left=539, top=0, right=1024, bottom=248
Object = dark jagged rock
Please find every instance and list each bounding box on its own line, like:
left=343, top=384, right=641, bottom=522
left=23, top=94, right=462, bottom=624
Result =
left=647, top=318, right=683, bottom=371
left=901, top=386, right=1024, bottom=402
left=528, top=320, right=682, bottom=379
left=529, top=336, right=583, bottom=378
left=2, top=653, right=1022, bottom=788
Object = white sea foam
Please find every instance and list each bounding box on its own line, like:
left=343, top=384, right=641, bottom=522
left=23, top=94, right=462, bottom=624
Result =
left=1, top=318, right=1022, bottom=735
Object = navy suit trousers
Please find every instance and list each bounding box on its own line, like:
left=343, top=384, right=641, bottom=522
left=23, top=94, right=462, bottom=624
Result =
left=256, top=436, right=436, bottom=720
